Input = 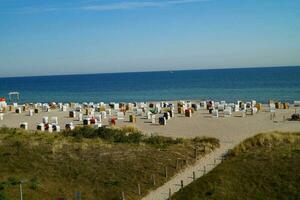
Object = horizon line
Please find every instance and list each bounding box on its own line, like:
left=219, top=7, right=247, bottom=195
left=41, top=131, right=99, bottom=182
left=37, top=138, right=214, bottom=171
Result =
left=0, top=65, right=299, bottom=79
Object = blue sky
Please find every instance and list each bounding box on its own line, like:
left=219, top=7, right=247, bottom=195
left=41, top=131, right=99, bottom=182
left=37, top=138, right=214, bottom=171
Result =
left=0, top=0, right=299, bottom=77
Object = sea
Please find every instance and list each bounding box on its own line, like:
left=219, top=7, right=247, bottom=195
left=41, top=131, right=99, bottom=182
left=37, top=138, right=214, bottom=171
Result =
left=0, top=66, right=299, bottom=104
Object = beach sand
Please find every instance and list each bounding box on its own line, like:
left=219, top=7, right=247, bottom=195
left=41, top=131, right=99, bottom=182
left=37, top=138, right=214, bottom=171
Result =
left=0, top=105, right=299, bottom=145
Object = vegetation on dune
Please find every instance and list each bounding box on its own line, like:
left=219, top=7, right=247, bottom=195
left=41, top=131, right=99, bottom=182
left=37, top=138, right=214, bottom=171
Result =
left=0, top=127, right=219, bottom=200
left=173, top=132, right=300, bottom=200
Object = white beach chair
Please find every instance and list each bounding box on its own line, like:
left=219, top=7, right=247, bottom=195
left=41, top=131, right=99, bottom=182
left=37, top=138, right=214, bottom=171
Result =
left=37, top=123, right=45, bottom=131
left=252, top=107, right=258, bottom=114
left=117, top=112, right=124, bottom=120
left=136, top=109, right=143, bottom=116
left=294, top=101, right=300, bottom=107
left=65, top=122, right=75, bottom=130
left=15, top=107, right=22, bottom=114
left=212, top=110, right=219, bottom=118
left=151, top=114, right=156, bottom=124
left=20, top=122, right=28, bottom=130
left=83, top=118, right=91, bottom=125
left=269, top=103, right=276, bottom=112
left=101, top=111, right=107, bottom=119
left=94, top=123, right=102, bottom=128
left=28, top=109, right=34, bottom=116
left=147, top=111, right=152, bottom=120
left=234, top=111, right=245, bottom=117
left=52, top=124, right=61, bottom=132
left=78, top=113, right=83, bottom=122
left=224, top=107, right=232, bottom=117
left=96, top=114, right=102, bottom=122
left=106, top=109, right=112, bottom=115
left=42, top=116, right=49, bottom=124
left=233, top=104, right=240, bottom=112
left=48, top=125, right=53, bottom=133
left=218, top=104, right=225, bottom=112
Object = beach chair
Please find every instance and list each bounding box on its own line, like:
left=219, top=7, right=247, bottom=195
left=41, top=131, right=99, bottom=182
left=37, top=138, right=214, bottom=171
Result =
left=212, top=110, right=219, bottom=118
left=200, top=101, right=207, bottom=109
left=101, top=111, right=107, bottom=119
left=37, top=123, right=45, bottom=131
left=0, top=113, right=3, bottom=121
left=159, top=116, right=167, bottom=125
left=42, top=104, right=50, bottom=112
left=52, top=124, right=61, bottom=132
left=168, top=110, right=174, bottom=118
left=185, top=109, right=192, bottom=117
left=65, top=122, right=75, bottom=130
left=42, top=116, right=48, bottom=124
left=151, top=114, right=156, bottom=124
left=217, top=104, right=225, bottom=112
left=109, top=118, right=116, bottom=126
left=48, top=125, right=53, bottom=133
left=28, top=109, right=34, bottom=116
left=94, top=123, right=102, bottom=128
left=294, top=101, right=300, bottom=107
left=147, top=111, right=152, bottom=120
left=136, top=109, right=143, bottom=116
left=77, top=113, right=83, bottom=121
left=90, top=118, right=97, bottom=124
left=96, top=115, right=102, bottom=122
left=15, top=107, right=22, bottom=114
left=106, top=109, right=112, bottom=115
left=69, top=111, right=76, bottom=118
left=164, top=112, right=171, bottom=120
left=234, top=111, right=245, bottom=117
left=20, top=122, right=28, bottom=130
left=129, top=115, right=137, bottom=123
left=269, top=103, right=276, bottom=112
left=192, top=104, right=199, bottom=111
left=83, top=118, right=91, bottom=125
left=117, top=112, right=124, bottom=120
left=224, top=107, right=232, bottom=117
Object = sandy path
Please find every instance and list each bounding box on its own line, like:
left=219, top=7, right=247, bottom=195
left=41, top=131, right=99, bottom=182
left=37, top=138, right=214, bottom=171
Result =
left=142, top=142, right=234, bottom=200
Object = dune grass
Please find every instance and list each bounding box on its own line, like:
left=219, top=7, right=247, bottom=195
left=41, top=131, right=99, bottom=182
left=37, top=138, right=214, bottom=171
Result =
left=0, top=127, right=219, bottom=200
left=173, top=132, right=300, bottom=200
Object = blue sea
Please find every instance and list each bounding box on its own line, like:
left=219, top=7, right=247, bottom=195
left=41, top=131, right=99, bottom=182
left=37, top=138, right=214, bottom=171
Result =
left=0, top=66, right=299, bottom=103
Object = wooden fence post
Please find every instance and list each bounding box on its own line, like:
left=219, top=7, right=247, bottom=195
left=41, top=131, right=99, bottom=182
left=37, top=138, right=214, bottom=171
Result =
left=194, top=148, right=198, bottom=159
left=138, top=183, right=141, bottom=195
left=152, top=174, right=156, bottom=186
left=122, top=191, right=125, bottom=200
left=176, top=159, right=179, bottom=170
left=165, top=166, right=168, bottom=179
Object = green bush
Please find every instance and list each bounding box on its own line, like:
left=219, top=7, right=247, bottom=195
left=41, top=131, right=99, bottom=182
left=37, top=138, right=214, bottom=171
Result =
left=62, top=126, right=144, bottom=143
left=144, top=135, right=184, bottom=148
left=29, top=178, right=39, bottom=190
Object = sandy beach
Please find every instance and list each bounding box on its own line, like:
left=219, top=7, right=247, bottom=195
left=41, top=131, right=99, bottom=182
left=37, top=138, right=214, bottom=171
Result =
left=0, top=102, right=299, bottom=145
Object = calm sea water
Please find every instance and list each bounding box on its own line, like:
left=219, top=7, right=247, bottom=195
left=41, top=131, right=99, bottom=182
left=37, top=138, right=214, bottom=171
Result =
left=0, top=66, right=299, bottom=103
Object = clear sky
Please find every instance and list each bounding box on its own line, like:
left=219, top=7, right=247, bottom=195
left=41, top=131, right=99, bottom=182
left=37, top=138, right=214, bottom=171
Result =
left=0, top=0, right=299, bottom=77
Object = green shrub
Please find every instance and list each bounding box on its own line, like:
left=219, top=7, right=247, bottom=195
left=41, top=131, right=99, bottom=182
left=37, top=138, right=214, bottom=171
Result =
left=29, top=178, right=39, bottom=190
left=144, top=135, right=184, bottom=148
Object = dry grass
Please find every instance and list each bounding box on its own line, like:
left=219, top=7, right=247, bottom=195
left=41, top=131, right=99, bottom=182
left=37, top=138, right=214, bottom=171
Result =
left=173, top=132, right=300, bottom=200
left=0, top=128, right=219, bottom=200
